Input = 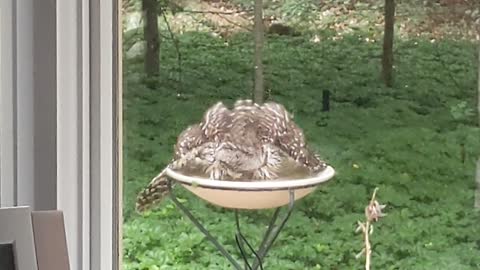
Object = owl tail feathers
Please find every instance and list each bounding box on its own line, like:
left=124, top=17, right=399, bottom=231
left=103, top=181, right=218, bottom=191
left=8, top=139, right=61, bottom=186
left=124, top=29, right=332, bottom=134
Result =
left=135, top=168, right=170, bottom=214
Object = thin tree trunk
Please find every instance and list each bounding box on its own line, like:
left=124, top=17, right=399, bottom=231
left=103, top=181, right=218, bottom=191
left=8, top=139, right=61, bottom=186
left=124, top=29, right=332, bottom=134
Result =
left=475, top=159, right=480, bottom=208
left=382, top=0, right=395, bottom=87
left=348, top=0, right=357, bottom=10
left=477, top=39, right=480, bottom=127
left=143, top=0, right=160, bottom=75
left=253, top=0, right=264, bottom=104
left=475, top=41, right=480, bottom=208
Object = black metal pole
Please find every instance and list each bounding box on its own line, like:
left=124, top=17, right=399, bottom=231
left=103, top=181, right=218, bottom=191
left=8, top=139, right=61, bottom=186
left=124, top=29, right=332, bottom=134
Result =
left=167, top=181, right=243, bottom=270
left=322, top=90, right=330, bottom=112
left=168, top=180, right=296, bottom=270
left=252, top=190, right=295, bottom=270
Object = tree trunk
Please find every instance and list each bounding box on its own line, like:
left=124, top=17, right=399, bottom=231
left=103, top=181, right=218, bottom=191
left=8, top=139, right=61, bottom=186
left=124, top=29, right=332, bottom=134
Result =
left=348, top=0, right=357, bottom=10
left=142, top=0, right=160, bottom=76
left=475, top=159, right=480, bottom=208
left=382, top=0, right=395, bottom=87
left=477, top=39, right=480, bottom=128
left=475, top=41, right=480, bottom=209
left=253, top=0, right=264, bottom=104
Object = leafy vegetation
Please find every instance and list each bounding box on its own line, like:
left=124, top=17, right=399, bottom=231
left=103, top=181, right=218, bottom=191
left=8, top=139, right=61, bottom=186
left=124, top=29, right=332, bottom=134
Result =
left=123, top=27, right=480, bottom=269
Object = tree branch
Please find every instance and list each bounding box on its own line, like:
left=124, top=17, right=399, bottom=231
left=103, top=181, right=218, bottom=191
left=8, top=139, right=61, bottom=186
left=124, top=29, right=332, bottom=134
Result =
left=161, top=12, right=183, bottom=93
left=180, top=9, right=253, bottom=15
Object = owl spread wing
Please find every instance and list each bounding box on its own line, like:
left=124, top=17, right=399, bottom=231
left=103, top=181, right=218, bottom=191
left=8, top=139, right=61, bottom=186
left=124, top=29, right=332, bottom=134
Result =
left=200, top=101, right=232, bottom=141
left=174, top=124, right=203, bottom=158
left=136, top=99, right=327, bottom=213
left=261, top=102, right=326, bottom=172
left=136, top=102, right=234, bottom=213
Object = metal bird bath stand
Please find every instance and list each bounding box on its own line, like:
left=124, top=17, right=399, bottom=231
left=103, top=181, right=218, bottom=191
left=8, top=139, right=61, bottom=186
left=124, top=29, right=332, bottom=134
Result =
left=165, top=166, right=335, bottom=270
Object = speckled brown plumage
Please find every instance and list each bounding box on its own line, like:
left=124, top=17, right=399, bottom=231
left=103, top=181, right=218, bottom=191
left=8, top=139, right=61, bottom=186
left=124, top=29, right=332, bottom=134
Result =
left=135, top=99, right=327, bottom=213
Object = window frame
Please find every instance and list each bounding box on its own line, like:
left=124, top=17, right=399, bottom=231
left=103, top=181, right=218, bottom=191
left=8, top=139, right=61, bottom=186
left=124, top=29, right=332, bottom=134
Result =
left=0, top=0, right=122, bottom=270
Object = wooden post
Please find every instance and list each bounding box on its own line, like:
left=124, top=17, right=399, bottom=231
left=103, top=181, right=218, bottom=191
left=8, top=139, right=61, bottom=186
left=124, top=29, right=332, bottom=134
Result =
left=253, top=0, right=265, bottom=104
left=322, top=90, right=330, bottom=112
left=382, top=0, right=395, bottom=87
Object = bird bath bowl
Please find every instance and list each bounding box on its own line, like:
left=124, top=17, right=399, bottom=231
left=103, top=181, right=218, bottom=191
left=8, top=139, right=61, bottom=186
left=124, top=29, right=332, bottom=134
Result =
left=164, top=166, right=336, bottom=270
left=166, top=166, right=335, bottom=209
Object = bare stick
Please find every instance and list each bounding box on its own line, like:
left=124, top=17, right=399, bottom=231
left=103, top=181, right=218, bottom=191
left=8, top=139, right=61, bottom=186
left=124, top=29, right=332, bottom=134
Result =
left=356, top=188, right=386, bottom=270
left=161, top=12, right=183, bottom=93
left=181, top=9, right=253, bottom=15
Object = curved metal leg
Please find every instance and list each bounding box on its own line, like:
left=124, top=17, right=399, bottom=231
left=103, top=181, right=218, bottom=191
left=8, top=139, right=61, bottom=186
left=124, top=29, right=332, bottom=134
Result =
left=235, top=211, right=263, bottom=270
left=168, top=180, right=295, bottom=270
left=167, top=180, right=243, bottom=270
left=252, top=189, right=295, bottom=270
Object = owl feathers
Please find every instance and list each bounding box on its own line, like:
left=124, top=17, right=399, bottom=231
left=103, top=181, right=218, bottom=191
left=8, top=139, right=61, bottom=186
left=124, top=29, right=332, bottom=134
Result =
left=135, top=99, right=327, bottom=213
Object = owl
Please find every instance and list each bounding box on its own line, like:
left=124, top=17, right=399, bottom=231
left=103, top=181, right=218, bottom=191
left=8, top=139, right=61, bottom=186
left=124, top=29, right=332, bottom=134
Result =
left=135, top=100, right=327, bottom=213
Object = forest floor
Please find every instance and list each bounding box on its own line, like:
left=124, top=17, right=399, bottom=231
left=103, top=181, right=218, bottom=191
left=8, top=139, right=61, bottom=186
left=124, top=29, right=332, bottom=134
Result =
left=123, top=0, right=480, bottom=52
left=180, top=0, right=480, bottom=39
left=122, top=26, right=480, bottom=269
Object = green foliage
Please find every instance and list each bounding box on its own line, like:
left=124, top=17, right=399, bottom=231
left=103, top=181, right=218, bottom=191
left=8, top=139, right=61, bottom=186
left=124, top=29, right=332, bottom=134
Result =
left=123, top=31, right=480, bottom=269
left=451, top=101, right=476, bottom=121
left=123, top=27, right=144, bottom=53
left=280, top=0, right=317, bottom=22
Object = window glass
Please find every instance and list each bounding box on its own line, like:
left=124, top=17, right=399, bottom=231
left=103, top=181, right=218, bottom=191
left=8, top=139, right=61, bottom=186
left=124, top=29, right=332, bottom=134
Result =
left=122, top=1, right=480, bottom=269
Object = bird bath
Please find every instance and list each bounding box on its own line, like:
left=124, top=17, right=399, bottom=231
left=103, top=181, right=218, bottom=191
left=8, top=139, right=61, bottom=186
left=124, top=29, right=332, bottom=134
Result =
left=166, top=166, right=335, bottom=209
left=165, top=166, right=336, bottom=270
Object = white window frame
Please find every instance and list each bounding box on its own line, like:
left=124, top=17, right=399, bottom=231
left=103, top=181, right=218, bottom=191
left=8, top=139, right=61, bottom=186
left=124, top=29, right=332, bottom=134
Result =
left=0, top=1, right=122, bottom=270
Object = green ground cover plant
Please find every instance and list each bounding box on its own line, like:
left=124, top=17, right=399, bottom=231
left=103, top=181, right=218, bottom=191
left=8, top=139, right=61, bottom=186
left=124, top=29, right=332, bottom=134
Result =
left=123, top=31, right=480, bottom=269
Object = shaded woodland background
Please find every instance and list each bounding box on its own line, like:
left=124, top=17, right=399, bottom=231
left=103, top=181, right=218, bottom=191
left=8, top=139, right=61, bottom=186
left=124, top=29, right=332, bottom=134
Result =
left=122, top=0, right=480, bottom=269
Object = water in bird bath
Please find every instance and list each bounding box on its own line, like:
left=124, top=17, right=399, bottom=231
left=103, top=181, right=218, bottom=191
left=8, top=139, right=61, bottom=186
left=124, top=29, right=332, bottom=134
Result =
left=173, top=157, right=315, bottom=181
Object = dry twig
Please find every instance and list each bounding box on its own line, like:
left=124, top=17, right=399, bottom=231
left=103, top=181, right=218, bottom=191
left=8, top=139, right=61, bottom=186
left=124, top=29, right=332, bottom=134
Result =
left=181, top=9, right=253, bottom=15
left=355, top=188, right=386, bottom=270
